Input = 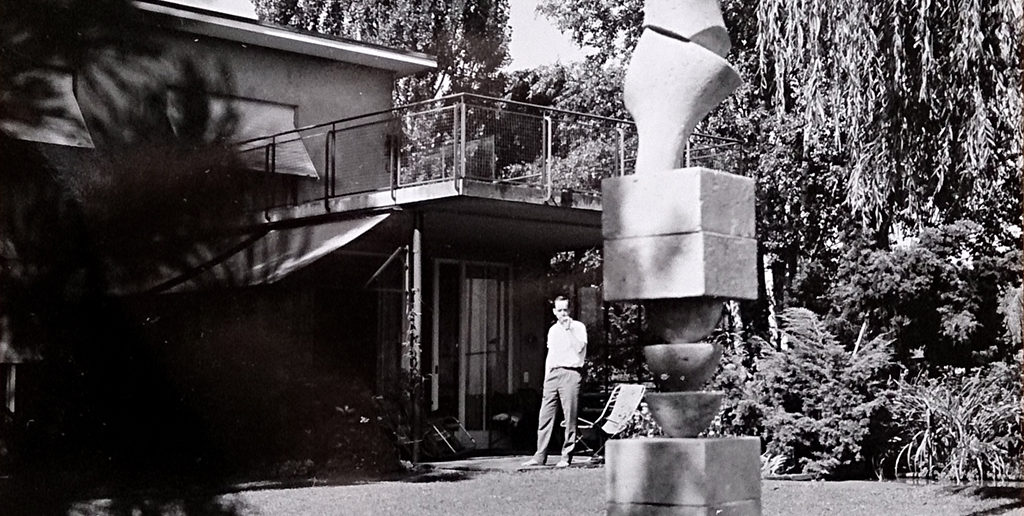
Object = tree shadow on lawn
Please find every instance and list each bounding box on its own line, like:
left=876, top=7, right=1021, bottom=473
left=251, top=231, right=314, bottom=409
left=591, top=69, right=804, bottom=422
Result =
left=944, top=484, right=1024, bottom=516
left=0, top=469, right=252, bottom=516
left=386, top=467, right=478, bottom=484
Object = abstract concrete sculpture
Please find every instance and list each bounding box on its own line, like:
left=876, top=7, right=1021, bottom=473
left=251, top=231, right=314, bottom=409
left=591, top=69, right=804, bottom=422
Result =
left=602, top=0, right=761, bottom=514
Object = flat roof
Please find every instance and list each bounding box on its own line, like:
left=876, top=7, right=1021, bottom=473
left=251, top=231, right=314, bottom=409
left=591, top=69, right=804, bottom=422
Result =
left=134, top=1, right=437, bottom=76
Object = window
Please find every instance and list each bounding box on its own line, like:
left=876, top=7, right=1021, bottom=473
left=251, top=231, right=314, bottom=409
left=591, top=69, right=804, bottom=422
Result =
left=167, top=92, right=318, bottom=178
left=0, top=68, right=95, bottom=148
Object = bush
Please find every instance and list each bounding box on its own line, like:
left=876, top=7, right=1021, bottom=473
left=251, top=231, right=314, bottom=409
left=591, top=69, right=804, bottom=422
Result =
left=706, top=329, right=764, bottom=439
left=749, top=308, right=896, bottom=478
left=830, top=220, right=1021, bottom=369
left=888, top=355, right=1023, bottom=482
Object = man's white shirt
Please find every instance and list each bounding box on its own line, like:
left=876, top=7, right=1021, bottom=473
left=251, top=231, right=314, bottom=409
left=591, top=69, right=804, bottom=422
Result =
left=545, top=319, right=588, bottom=372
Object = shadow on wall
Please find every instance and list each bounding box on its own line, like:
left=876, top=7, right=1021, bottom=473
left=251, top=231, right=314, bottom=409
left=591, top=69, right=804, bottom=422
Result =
left=0, top=1, right=402, bottom=513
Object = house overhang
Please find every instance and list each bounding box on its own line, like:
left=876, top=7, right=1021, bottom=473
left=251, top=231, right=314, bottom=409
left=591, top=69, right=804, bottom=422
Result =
left=417, top=197, right=603, bottom=256
left=134, top=0, right=437, bottom=76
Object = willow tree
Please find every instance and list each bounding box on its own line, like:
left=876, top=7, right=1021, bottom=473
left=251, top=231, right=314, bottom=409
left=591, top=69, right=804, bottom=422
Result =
left=757, top=0, right=1022, bottom=237
left=253, top=0, right=510, bottom=101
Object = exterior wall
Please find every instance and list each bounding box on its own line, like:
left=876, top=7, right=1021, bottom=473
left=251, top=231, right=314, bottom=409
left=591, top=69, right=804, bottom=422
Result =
left=153, top=31, right=395, bottom=129
left=72, top=27, right=397, bottom=207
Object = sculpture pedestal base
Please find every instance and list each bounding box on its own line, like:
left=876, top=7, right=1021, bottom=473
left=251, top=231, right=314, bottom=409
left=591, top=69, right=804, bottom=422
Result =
left=606, top=437, right=761, bottom=515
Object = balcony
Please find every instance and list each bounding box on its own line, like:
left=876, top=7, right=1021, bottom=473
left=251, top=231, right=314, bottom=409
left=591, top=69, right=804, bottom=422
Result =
left=235, top=93, right=742, bottom=223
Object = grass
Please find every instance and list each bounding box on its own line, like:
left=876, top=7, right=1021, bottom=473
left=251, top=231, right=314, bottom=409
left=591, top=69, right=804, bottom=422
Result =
left=57, top=466, right=1023, bottom=516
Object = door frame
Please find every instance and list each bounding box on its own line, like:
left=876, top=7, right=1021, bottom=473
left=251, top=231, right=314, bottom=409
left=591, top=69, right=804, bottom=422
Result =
left=431, top=258, right=514, bottom=434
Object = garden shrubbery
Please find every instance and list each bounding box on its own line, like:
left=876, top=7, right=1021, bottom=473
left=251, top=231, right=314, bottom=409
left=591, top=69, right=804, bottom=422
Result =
left=741, top=308, right=896, bottom=478
left=889, top=355, right=1022, bottom=482
left=603, top=292, right=1021, bottom=482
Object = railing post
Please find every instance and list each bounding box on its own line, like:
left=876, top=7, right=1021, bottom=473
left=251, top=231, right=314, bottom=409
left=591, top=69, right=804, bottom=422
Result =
left=685, top=138, right=691, bottom=167
left=450, top=103, right=458, bottom=184
left=331, top=123, right=338, bottom=198
left=459, top=97, right=467, bottom=194
left=543, top=114, right=552, bottom=201
left=395, top=116, right=401, bottom=192
left=324, top=125, right=333, bottom=212
left=617, top=125, right=626, bottom=177
left=392, top=114, right=400, bottom=202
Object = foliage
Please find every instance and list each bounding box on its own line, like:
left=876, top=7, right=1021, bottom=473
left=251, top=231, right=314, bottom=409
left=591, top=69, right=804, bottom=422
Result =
left=757, top=0, right=1022, bottom=230
left=830, top=220, right=1022, bottom=368
left=997, top=285, right=1022, bottom=347
left=706, top=329, right=764, bottom=439
left=254, top=0, right=510, bottom=101
left=888, top=356, right=1023, bottom=482
left=537, top=0, right=641, bottom=66
left=618, top=400, right=663, bottom=439
left=0, top=4, right=302, bottom=500
left=549, top=136, right=618, bottom=193
left=750, top=308, right=896, bottom=478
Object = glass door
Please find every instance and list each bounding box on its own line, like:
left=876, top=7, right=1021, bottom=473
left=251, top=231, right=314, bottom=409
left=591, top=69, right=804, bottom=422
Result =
left=432, top=260, right=512, bottom=444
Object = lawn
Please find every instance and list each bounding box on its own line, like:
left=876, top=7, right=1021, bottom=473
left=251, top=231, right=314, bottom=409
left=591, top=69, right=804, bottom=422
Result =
left=62, top=467, right=1023, bottom=516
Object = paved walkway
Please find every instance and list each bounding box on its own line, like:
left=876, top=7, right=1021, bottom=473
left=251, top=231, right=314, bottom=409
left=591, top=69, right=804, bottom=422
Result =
left=420, top=454, right=602, bottom=473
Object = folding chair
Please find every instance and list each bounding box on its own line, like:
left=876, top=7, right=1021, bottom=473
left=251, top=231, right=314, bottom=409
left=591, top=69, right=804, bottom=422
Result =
left=567, top=383, right=646, bottom=461
left=421, top=416, right=477, bottom=459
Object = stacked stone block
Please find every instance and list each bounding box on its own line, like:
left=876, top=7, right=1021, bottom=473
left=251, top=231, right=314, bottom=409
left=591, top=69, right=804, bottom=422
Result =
left=602, top=0, right=762, bottom=514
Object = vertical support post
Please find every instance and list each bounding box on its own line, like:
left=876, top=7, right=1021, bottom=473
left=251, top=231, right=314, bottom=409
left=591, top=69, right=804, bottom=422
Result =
left=685, top=138, right=691, bottom=167
left=431, top=261, right=440, bottom=412
left=543, top=115, right=553, bottom=200
left=507, top=266, right=515, bottom=394
left=263, top=141, right=274, bottom=222
left=410, top=216, right=423, bottom=462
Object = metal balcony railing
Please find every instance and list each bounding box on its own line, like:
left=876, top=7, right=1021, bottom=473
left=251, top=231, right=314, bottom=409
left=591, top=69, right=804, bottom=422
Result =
left=233, top=93, right=743, bottom=214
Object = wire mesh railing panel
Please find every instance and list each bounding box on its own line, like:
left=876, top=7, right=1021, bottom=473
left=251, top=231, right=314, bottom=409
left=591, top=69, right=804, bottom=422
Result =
left=621, top=124, right=638, bottom=176
left=684, top=133, right=744, bottom=171
left=463, top=106, right=545, bottom=186
left=549, top=115, right=626, bottom=194
left=333, top=115, right=395, bottom=195
left=397, top=106, right=457, bottom=186
left=230, top=93, right=745, bottom=214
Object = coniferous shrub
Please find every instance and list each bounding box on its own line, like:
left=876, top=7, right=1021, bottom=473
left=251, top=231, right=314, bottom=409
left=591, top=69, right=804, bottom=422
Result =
left=750, top=308, right=896, bottom=478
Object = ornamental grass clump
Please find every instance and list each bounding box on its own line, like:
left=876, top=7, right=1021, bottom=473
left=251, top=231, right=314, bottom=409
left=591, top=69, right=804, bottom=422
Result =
left=889, top=356, right=1022, bottom=483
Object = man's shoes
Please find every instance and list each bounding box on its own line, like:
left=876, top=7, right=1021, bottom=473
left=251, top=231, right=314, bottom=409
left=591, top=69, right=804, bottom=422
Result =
left=554, top=459, right=571, bottom=468
left=521, top=458, right=544, bottom=467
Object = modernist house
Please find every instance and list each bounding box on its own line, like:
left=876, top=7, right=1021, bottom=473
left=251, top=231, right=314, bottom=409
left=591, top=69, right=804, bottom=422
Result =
left=1, top=1, right=740, bottom=463
left=0, top=0, right=623, bottom=459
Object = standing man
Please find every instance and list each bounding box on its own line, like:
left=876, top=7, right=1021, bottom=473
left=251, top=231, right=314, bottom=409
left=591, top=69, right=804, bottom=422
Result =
left=522, top=295, right=588, bottom=467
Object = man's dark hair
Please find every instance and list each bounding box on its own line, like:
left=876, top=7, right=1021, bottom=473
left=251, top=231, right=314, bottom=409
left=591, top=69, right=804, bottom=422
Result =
left=553, top=295, right=570, bottom=304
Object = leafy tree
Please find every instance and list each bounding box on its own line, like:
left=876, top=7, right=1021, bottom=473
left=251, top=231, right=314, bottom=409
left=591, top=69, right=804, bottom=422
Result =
left=830, top=220, right=1021, bottom=368
left=757, top=0, right=1022, bottom=235
left=253, top=0, right=511, bottom=101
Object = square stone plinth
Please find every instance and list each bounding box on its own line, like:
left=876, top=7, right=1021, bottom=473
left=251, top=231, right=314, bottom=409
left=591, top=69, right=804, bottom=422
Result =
left=602, top=168, right=755, bottom=240
left=603, top=232, right=756, bottom=301
left=606, top=437, right=761, bottom=513
left=607, top=500, right=761, bottom=516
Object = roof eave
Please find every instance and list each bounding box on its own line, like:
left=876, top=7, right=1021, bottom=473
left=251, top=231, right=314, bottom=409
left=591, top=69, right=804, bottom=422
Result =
left=133, top=1, right=437, bottom=76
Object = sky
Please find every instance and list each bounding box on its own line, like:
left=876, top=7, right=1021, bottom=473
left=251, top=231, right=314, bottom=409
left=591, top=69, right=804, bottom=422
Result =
left=506, top=0, right=587, bottom=70
left=168, top=0, right=584, bottom=70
